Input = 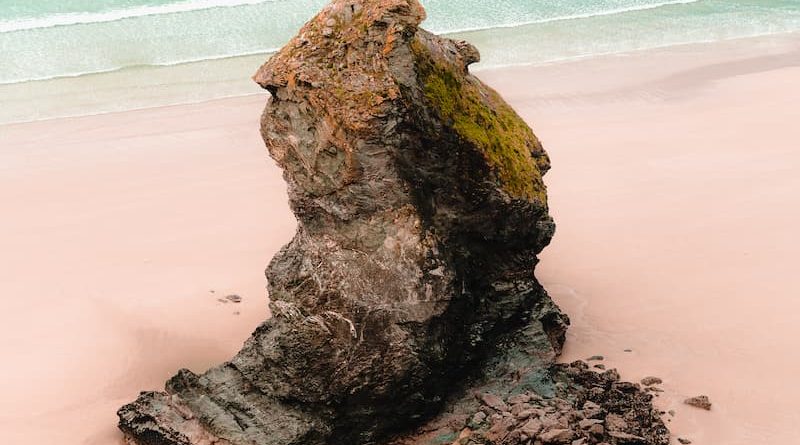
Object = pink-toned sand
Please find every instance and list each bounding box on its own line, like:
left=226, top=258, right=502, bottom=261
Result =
left=1, top=34, right=798, bottom=444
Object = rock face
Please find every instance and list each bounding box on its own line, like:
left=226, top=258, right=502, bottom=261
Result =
left=118, top=0, right=573, bottom=444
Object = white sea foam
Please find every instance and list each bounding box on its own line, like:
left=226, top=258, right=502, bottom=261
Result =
left=0, top=48, right=280, bottom=86
left=437, top=0, right=702, bottom=35
left=0, top=0, right=276, bottom=33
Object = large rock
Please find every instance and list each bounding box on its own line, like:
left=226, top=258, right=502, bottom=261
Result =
left=117, top=0, right=568, bottom=444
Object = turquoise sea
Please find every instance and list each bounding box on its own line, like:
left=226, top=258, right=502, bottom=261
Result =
left=1, top=0, right=799, bottom=123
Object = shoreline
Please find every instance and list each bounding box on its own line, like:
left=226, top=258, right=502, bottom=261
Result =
left=1, top=31, right=797, bottom=126
left=1, top=32, right=799, bottom=444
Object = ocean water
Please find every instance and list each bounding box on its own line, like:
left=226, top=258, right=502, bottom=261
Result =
left=1, top=0, right=799, bottom=123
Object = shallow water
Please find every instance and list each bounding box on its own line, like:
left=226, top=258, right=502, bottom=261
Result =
left=1, top=0, right=799, bottom=123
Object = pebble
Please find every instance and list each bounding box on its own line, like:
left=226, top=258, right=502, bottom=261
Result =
left=608, top=431, right=647, bottom=442
left=588, top=423, right=604, bottom=436
left=519, top=418, right=543, bottom=436
left=539, top=428, right=574, bottom=444
left=479, top=393, right=509, bottom=412
left=604, top=413, right=627, bottom=432
left=578, top=419, right=602, bottom=430
left=510, top=403, right=532, bottom=416
left=586, top=355, right=604, bottom=361
left=582, top=401, right=603, bottom=419
left=470, top=411, right=486, bottom=425
left=684, top=395, right=712, bottom=410
left=225, top=294, right=243, bottom=303
left=640, top=376, right=663, bottom=386
left=507, top=393, right=531, bottom=405
left=678, top=438, right=692, bottom=444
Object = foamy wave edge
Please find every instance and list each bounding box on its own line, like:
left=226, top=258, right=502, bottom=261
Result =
left=0, top=0, right=276, bottom=33
left=438, top=0, right=701, bottom=35
left=2, top=0, right=701, bottom=34
left=0, top=0, right=703, bottom=85
left=0, top=49, right=279, bottom=86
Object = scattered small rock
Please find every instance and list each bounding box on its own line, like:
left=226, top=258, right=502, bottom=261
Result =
left=539, top=428, right=574, bottom=444
left=604, top=413, right=627, bottom=432
left=225, top=294, right=242, bottom=303
left=514, top=408, right=538, bottom=420
left=588, top=423, right=605, bottom=436
left=640, top=376, right=662, bottom=386
left=624, top=349, right=633, bottom=353
left=479, top=393, right=509, bottom=412
left=586, top=355, right=604, bottom=361
left=608, top=431, right=647, bottom=443
left=593, top=364, right=606, bottom=370
left=507, top=393, right=531, bottom=405
left=684, top=395, right=712, bottom=410
left=668, top=410, right=675, bottom=417
left=582, top=401, right=603, bottom=419
left=484, top=418, right=515, bottom=443
left=578, top=419, right=602, bottom=430
left=519, top=418, right=543, bottom=437
left=217, top=298, right=228, bottom=304
left=470, top=411, right=487, bottom=426
left=677, top=439, right=692, bottom=444
left=416, top=361, right=669, bottom=445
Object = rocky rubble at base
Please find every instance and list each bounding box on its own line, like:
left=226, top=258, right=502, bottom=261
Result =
left=390, top=361, right=669, bottom=445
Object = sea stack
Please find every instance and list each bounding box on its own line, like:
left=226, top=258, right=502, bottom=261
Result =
left=117, top=1, right=667, bottom=444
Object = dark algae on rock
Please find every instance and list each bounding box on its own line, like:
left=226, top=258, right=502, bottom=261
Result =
left=117, top=1, right=669, bottom=444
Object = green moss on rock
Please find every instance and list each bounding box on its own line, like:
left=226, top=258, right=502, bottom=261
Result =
left=410, top=39, right=548, bottom=203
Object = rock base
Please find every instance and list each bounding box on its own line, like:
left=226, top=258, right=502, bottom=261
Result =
left=390, top=328, right=670, bottom=445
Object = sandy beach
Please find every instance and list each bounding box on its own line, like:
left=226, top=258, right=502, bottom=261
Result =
left=1, top=33, right=799, bottom=444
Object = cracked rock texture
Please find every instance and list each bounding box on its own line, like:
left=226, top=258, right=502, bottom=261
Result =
left=118, top=0, right=579, bottom=444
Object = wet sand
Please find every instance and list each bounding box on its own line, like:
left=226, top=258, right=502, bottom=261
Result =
left=1, top=34, right=798, bottom=444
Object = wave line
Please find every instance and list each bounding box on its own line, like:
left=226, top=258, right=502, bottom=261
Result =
left=436, top=0, right=701, bottom=35
left=0, top=48, right=281, bottom=86
left=0, top=0, right=279, bottom=33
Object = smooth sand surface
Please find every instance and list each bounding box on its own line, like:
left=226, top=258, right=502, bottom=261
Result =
left=0, top=97, right=297, bottom=444
left=1, top=34, right=798, bottom=444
